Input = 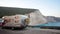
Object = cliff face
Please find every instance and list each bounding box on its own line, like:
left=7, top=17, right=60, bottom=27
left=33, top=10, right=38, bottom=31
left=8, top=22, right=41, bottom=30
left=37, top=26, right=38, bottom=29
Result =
left=45, top=16, right=60, bottom=22
left=28, top=10, right=47, bottom=26
left=45, top=16, right=56, bottom=22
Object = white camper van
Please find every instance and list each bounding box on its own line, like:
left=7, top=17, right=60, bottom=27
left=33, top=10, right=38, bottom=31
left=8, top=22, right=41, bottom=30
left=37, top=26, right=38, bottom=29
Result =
left=2, top=15, right=30, bottom=29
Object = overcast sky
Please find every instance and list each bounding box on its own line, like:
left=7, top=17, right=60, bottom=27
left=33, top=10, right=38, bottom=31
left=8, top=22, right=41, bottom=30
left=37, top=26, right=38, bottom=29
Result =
left=0, top=0, right=60, bottom=17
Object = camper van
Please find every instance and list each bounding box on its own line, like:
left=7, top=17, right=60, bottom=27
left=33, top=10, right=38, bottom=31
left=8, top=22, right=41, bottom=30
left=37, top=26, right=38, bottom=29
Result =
left=2, top=15, right=30, bottom=29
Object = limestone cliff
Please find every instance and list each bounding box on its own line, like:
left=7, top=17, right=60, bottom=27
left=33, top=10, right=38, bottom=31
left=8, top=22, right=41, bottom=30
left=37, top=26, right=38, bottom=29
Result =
left=28, top=10, right=47, bottom=26
left=45, top=16, right=60, bottom=22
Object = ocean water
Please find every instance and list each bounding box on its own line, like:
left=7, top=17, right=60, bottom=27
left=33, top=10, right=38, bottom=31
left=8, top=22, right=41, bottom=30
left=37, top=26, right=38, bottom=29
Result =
left=43, top=22, right=60, bottom=26
left=34, top=22, right=60, bottom=27
left=29, top=22, right=60, bottom=28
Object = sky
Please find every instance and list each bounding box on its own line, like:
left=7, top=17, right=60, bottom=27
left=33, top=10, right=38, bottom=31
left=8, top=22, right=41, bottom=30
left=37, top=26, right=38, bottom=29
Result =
left=0, top=0, right=60, bottom=17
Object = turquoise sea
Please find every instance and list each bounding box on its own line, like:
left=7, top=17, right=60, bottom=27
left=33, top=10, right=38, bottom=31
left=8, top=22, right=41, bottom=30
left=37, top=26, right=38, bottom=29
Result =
left=31, top=22, right=60, bottom=27
left=40, top=22, right=60, bottom=26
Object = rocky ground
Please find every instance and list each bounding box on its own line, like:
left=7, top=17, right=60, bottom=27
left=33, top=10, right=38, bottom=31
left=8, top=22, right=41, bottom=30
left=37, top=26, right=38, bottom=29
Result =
left=0, top=27, right=60, bottom=34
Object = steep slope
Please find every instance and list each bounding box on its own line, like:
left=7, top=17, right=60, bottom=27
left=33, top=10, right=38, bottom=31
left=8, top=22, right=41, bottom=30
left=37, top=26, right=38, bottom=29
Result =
left=0, top=6, right=37, bottom=18
left=0, top=6, right=47, bottom=25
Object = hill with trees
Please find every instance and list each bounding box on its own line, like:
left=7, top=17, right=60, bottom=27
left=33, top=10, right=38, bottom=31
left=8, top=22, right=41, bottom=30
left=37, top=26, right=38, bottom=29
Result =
left=0, top=7, right=38, bottom=18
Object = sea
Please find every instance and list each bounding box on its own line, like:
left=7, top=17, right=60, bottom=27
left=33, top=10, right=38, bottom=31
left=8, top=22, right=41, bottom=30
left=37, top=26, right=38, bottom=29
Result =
left=30, top=22, right=60, bottom=28
left=40, top=22, right=60, bottom=26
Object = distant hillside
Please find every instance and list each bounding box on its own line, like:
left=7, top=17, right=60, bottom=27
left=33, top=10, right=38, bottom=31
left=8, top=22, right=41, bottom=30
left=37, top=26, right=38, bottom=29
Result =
left=0, top=7, right=38, bottom=18
left=45, top=16, right=60, bottom=22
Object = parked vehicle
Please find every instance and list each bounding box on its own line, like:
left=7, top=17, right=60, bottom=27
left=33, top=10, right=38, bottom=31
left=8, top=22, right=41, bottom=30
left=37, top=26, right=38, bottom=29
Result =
left=0, top=19, right=4, bottom=27
left=2, top=15, right=30, bottom=29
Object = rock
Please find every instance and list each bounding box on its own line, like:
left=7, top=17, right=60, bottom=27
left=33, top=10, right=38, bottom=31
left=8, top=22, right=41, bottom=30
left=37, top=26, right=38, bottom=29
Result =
left=27, top=10, right=47, bottom=26
left=45, top=16, right=60, bottom=22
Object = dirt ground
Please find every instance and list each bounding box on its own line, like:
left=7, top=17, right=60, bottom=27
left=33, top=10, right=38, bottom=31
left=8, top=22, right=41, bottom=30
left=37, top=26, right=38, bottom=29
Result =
left=0, top=27, right=60, bottom=34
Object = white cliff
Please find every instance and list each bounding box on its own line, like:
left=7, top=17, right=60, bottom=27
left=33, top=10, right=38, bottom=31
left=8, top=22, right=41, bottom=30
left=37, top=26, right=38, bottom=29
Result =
left=26, top=10, right=47, bottom=26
